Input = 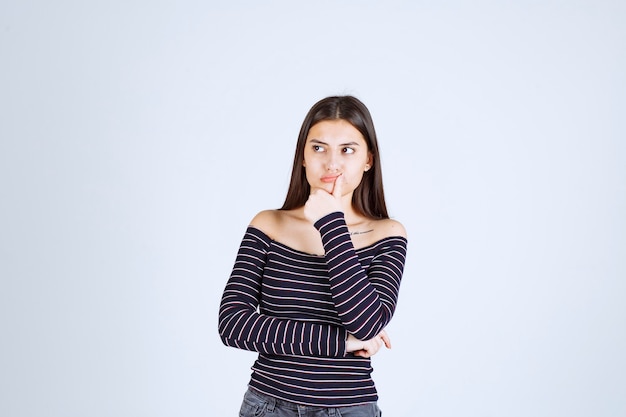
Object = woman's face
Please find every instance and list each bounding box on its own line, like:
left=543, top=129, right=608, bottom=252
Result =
left=303, top=119, right=372, bottom=197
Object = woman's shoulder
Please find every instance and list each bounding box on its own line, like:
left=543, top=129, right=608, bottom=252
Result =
left=249, top=209, right=281, bottom=227
left=249, top=209, right=303, bottom=241
left=372, top=217, right=407, bottom=240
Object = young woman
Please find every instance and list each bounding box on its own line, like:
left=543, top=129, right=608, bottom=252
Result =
left=218, top=95, right=408, bottom=417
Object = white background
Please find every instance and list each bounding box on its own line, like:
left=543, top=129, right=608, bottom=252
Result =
left=1, top=1, right=624, bottom=416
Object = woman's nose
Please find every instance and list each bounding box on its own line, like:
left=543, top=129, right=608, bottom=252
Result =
left=326, top=154, right=339, bottom=171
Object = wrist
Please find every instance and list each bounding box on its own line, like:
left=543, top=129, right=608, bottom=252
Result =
left=345, top=333, right=362, bottom=353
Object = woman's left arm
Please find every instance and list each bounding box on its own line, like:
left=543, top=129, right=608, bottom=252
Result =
left=314, top=211, right=408, bottom=341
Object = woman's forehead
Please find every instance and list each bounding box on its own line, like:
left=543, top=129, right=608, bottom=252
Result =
left=306, top=120, right=365, bottom=144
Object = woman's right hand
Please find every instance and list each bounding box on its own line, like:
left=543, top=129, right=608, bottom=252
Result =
left=303, top=175, right=344, bottom=224
left=346, top=330, right=391, bottom=358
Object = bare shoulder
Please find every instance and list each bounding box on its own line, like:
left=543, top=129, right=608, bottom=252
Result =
left=249, top=209, right=300, bottom=241
left=374, top=218, right=407, bottom=240
left=249, top=210, right=280, bottom=239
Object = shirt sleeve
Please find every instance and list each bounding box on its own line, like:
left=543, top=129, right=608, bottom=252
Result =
left=314, top=211, right=408, bottom=341
left=218, top=227, right=348, bottom=357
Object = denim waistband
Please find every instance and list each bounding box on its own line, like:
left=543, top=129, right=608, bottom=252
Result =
left=246, top=387, right=330, bottom=412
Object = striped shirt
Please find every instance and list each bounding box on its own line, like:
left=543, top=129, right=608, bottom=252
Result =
left=218, top=211, right=408, bottom=407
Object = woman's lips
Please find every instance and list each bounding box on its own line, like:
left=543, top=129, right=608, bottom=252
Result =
left=321, top=175, right=340, bottom=183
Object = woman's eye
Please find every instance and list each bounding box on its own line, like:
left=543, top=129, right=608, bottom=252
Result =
left=313, top=145, right=324, bottom=152
left=343, top=147, right=355, bottom=154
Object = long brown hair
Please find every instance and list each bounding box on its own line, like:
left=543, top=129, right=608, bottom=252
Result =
left=280, top=96, right=389, bottom=219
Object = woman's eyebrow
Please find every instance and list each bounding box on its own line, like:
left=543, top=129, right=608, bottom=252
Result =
left=309, top=139, right=361, bottom=146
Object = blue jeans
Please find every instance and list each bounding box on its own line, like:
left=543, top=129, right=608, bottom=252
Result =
left=239, top=388, right=382, bottom=417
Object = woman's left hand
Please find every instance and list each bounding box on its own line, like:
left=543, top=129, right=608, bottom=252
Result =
left=304, top=175, right=344, bottom=224
left=346, top=330, right=391, bottom=358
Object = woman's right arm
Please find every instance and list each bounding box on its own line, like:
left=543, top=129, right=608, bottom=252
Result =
left=218, top=227, right=349, bottom=357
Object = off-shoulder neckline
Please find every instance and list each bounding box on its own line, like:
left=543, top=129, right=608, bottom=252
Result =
left=247, top=225, right=407, bottom=257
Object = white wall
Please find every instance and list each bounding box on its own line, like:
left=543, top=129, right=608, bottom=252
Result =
left=1, top=1, right=624, bottom=416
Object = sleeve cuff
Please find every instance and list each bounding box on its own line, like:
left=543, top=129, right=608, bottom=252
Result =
left=313, top=211, right=345, bottom=231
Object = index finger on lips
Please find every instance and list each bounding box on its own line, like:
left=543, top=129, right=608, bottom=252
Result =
left=331, top=173, right=343, bottom=198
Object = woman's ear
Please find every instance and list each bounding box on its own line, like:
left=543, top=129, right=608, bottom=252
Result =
left=365, top=153, right=373, bottom=171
